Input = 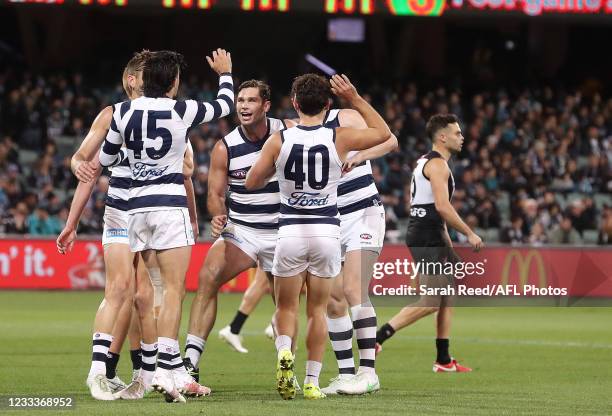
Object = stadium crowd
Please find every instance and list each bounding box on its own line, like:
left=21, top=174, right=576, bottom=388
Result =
left=0, top=70, right=610, bottom=244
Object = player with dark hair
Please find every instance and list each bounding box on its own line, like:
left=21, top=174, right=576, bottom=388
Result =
left=99, top=48, right=234, bottom=403
left=182, top=79, right=296, bottom=383
left=246, top=73, right=390, bottom=400
left=375, top=113, right=482, bottom=372
left=214, top=80, right=277, bottom=354
left=58, top=50, right=204, bottom=400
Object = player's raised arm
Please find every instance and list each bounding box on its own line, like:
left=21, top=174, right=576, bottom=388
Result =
left=427, top=158, right=483, bottom=251
left=245, top=132, right=281, bottom=191
left=182, top=49, right=234, bottom=128
left=343, top=133, right=398, bottom=173
left=331, top=75, right=391, bottom=158
left=337, top=108, right=399, bottom=171
left=71, top=106, right=113, bottom=182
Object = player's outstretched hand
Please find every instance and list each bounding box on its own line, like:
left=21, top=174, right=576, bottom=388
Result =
left=73, top=160, right=97, bottom=183
left=342, top=152, right=365, bottom=174
left=468, top=232, right=484, bottom=252
left=206, top=49, right=232, bottom=75
left=210, top=215, right=227, bottom=238
left=57, top=226, right=76, bottom=254
left=330, top=74, right=359, bottom=103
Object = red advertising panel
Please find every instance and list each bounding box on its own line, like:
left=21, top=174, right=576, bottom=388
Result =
left=0, top=239, right=610, bottom=296
left=0, top=239, right=252, bottom=292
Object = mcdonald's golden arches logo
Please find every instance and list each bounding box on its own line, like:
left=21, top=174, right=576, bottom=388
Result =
left=501, top=250, right=547, bottom=288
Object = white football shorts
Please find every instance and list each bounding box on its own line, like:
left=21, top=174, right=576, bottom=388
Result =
left=102, top=206, right=129, bottom=246
left=272, top=235, right=341, bottom=278
left=219, top=221, right=277, bottom=272
left=340, top=205, right=385, bottom=259
left=128, top=207, right=194, bottom=252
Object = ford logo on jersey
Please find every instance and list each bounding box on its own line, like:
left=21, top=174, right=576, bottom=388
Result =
left=288, top=191, right=329, bottom=207
left=132, top=162, right=169, bottom=179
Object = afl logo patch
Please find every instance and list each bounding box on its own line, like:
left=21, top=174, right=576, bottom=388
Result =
left=230, top=169, right=248, bottom=179
left=360, top=233, right=372, bottom=240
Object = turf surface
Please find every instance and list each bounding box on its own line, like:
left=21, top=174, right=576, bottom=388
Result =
left=0, top=291, right=610, bottom=415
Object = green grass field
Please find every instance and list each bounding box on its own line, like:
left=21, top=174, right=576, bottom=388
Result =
left=1, top=291, right=611, bottom=415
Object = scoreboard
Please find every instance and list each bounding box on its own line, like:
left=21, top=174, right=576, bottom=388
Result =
left=6, top=0, right=612, bottom=16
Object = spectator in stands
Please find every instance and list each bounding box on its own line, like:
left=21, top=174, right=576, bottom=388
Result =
left=566, top=199, right=595, bottom=236
left=0, top=176, right=9, bottom=212
left=598, top=206, right=612, bottom=245
left=1, top=68, right=610, bottom=241
left=500, top=216, right=526, bottom=245
left=2, top=202, right=29, bottom=234
left=193, top=165, right=209, bottom=227
left=520, top=198, right=539, bottom=235
left=548, top=215, right=583, bottom=245
left=473, top=184, right=500, bottom=229
left=2, top=136, right=19, bottom=165
left=27, top=154, right=55, bottom=191
left=528, top=222, right=548, bottom=246
left=27, top=207, right=62, bottom=236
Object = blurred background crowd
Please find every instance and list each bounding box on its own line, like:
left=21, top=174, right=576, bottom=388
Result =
left=1, top=69, right=610, bottom=244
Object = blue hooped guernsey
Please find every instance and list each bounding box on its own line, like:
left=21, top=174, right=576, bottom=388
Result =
left=275, top=124, right=343, bottom=237
left=99, top=73, right=234, bottom=213
left=223, top=117, right=287, bottom=230
left=323, top=109, right=382, bottom=216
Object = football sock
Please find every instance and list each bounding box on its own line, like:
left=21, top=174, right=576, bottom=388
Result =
left=229, top=311, right=249, bottom=335
left=275, top=335, right=292, bottom=352
left=89, top=332, right=113, bottom=378
left=351, top=304, right=377, bottom=373
left=140, top=341, right=157, bottom=385
left=157, top=337, right=182, bottom=371
left=436, top=338, right=451, bottom=365
left=327, top=315, right=355, bottom=375
left=105, top=352, right=120, bottom=379
left=130, top=348, right=142, bottom=371
left=185, top=333, right=205, bottom=368
left=376, top=323, right=396, bottom=345
left=304, top=360, right=322, bottom=387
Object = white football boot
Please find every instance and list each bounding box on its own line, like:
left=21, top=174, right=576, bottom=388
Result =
left=173, top=368, right=211, bottom=397
left=321, top=374, right=356, bottom=395
left=151, top=368, right=186, bottom=403
left=264, top=323, right=274, bottom=340
left=115, top=376, right=147, bottom=400
left=337, top=370, right=380, bottom=395
left=86, top=374, right=115, bottom=401
left=106, top=375, right=127, bottom=394
left=218, top=325, right=248, bottom=353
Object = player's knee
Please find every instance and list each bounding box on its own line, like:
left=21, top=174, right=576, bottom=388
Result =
left=106, top=275, right=130, bottom=305
left=307, top=299, right=328, bottom=317
left=276, top=298, right=298, bottom=313
left=326, top=296, right=346, bottom=317
left=343, top=285, right=364, bottom=306
left=197, top=267, right=222, bottom=295
left=134, top=285, right=154, bottom=312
